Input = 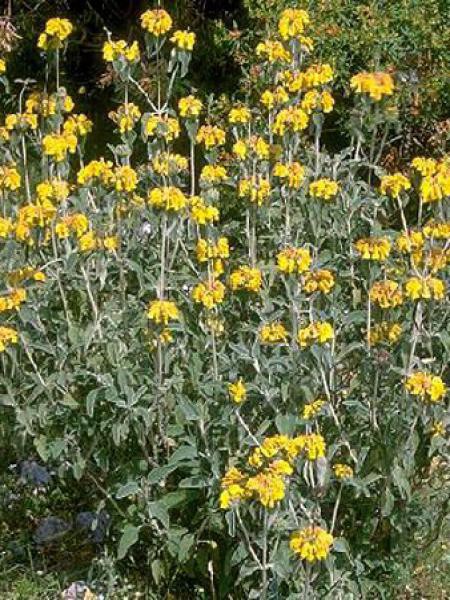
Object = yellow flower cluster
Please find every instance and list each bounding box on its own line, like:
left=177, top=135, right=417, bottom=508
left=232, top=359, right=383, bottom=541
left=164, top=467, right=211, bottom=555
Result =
left=412, top=156, right=450, bottom=203
left=196, top=237, right=229, bottom=275
left=148, top=186, right=187, bottom=212
left=192, top=279, right=226, bottom=309
left=405, top=276, right=445, bottom=301
left=109, top=103, right=141, bottom=133
left=189, top=196, right=219, bottom=225
left=238, top=175, right=271, bottom=205
left=38, top=18, right=73, bottom=50
left=140, top=9, right=172, bottom=36
left=200, top=165, right=227, bottom=184
left=301, top=90, right=334, bottom=114
left=153, top=153, right=188, bottom=176
left=379, top=173, right=411, bottom=198
left=309, top=178, right=339, bottom=200
left=350, top=71, right=395, bottom=101
left=196, top=125, right=226, bottom=149
left=144, top=114, right=180, bottom=141
left=303, top=270, right=335, bottom=294
left=354, top=237, right=391, bottom=261
left=0, top=59, right=5, bottom=74
left=228, top=379, right=246, bottom=404
left=333, top=464, right=354, bottom=480
left=0, top=165, right=21, bottom=191
left=273, top=106, right=309, bottom=136
left=103, top=40, right=140, bottom=63
left=4, top=112, right=38, bottom=131
left=278, top=9, right=310, bottom=40
left=369, top=322, right=402, bottom=345
left=0, top=326, right=18, bottom=352
left=297, top=321, right=334, bottom=347
left=260, top=322, right=288, bottom=344
left=171, top=30, right=196, bottom=51
left=178, top=96, right=203, bottom=119
left=55, top=213, right=89, bottom=239
left=260, top=86, right=289, bottom=110
left=256, top=40, right=291, bottom=64
left=370, top=280, right=403, bottom=308
left=405, top=372, right=446, bottom=403
left=42, top=132, right=77, bottom=162
left=233, top=137, right=269, bottom=161
left=277, top=247, right=311, bottom=274
left=290, top=526, right=334, bottom=562
left=147, top=300, right=180, bottom=325
left=0, top=288, right=27, bottom=312
left=273, top=162, right=305, bottom=188
left=302, top=398, right=325, bottom=420
left=228, top=106, right=251, bottom=125
left=229, top=266, right=262, bottom=293
left=7, top=267, right=46, bottom=286
left=77, top=159, right=115, bottom=187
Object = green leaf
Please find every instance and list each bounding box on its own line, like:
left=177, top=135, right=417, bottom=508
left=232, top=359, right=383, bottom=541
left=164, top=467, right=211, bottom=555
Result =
left=116, top=481, right=140, bottom=499
left=117, top=524, right=140, bottom=560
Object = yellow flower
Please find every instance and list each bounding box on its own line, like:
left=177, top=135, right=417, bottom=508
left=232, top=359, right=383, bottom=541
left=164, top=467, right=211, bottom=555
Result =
left=259, top=322, right=288, bottom=344
left=5, top=113, right=38, bottom=131
left=55, top=213, right=89, bottom=239
left=77, top=159, right=114, bottom=186
left=333, top=464, right=353, bottom=480
left=228, top=106, right=251, bottom=124
left=114, top=165, right=138, bottom=193
left=109, top=103, right=141, bottom=133
left=238, top=175, right=271, bottom=206
left=192, top=279, right=226, bottom=309
left=42, top=132, right=77, bottom=162
left=256, top=40, right=291, bottom=63
left=278, top=9, right=310, bottom=40
left=229, top=379, right=246, bottom=404
left=144, top=114, right=180, bottom=141
left=219, top=468, right=249, bottom=509
left=229, top=266, right=262, bottom=292
left=294, top=433, right=326, bottom=460
left=273, top=162, right=305, bottom=188
left=273, top=106, right=309, bottom=136
left=178, top=95, right=203, bottom=119
left=277, top=247, right=311, bottom=274
left=309, top=178, right=339, bottom=200
left=423, top=220, right=450, bottom=240
left=297, top=321, right=334, bottom=347
left=405, top=372, right=446, bottom=403
left=0, top=165, right=21, bottom=191
left=350, top=72, right=395, bottom=101
left=431, top=421, right=445, bottom=438
left=189, top=196, right=219, bottom=225
left=302, top=398, right=325, bottom=420
left=147, top=300, right=180, bottom=325
left=396, top=230, right=424, bottom=254
left=379, top=173, right=411, bottom=198
left=0, top=217, right=13, bottom=238
left=303, top=270, right=335, bottom=294
left=369, top=322, right=402, bottom=345
left=200, top=165, right=227, bottom=184
left=0, top=59, right=6, bottom=74
left=260, top=86, right=289, bottom=110
left=411, top=157, right=437, bottom=177
left=196, top=125, right=226, bottom=149
left=103, top=40, right=140, bottom=63
left=38, top=18, right=73, bottom=50
left=63, top=114, right=92, bottom=136
left=405, top=276, right=445, bottom=301
left=290, top=526, right=333, bottom=562
left=78, top=231, right=97, bottom=252
left=0, top=326, right=18, bottom=352
left=103, top=235, right=119, bottom=252
left=148, top=186, right=187, bottom=212
left=0, top=288, right=27, bottom=313
left=354, top=237, right=391, bottom=261
left=152, top=153, right=188, bottom=176
left=170, top=30, right=196, bottom=51
left=140, top=9, right=173, bottom=36
left=245, top=471, right=285, bottom=508
left=369, top=280, right=403, bottom=308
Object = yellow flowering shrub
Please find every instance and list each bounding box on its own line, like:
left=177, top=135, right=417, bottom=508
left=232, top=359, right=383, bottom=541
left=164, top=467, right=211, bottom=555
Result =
left=1, top=6, right=449, bottom=599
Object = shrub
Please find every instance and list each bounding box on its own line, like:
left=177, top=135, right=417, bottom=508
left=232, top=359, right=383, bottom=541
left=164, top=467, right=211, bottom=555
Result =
left=0, top=6, right=449, bottom=598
